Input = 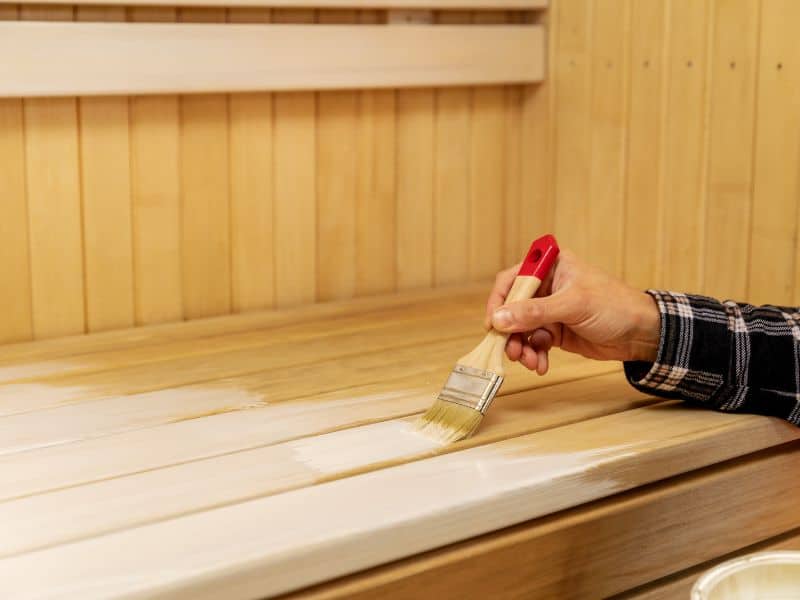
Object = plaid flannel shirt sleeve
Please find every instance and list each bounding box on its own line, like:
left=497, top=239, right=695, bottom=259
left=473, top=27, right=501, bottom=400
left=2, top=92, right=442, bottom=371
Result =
left=623, top=290, right=800, bottom=426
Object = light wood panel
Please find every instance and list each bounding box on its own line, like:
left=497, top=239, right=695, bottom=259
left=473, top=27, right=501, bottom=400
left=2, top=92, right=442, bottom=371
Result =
left=748, top=0, right=800, bottom=306
left=660, top=0, right=710, bottom=293
left=702, top=0, right=760, bottom=300
left=0, top=98, right=33, bottom=344
left=15, top=0, right=548, bottom=7
left=622, top=0, right=666, bottom=289
left=0, top=21, right=545, bottom=97
left=396, top=88, right=435, bottom=289
left=552, top=0, right=592, bottom=258
left=619, top=529, right=800, bottom=600
left=586, top=0, right=629, bottom=277
left=0, top=400, right=796, bottom=598
left=288, top=445, right=800, bottom=600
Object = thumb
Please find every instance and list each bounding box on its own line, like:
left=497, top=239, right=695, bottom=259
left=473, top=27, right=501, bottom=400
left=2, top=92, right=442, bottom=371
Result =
left=491, top=292, right=575, bottom=333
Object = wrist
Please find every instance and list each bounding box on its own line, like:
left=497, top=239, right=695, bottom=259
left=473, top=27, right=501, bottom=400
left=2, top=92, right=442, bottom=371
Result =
left=628, top=292, right=661, bottom=362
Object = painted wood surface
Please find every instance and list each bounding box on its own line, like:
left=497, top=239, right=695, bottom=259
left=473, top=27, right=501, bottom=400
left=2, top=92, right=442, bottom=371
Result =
left=0, top=285, right=797, bottom=599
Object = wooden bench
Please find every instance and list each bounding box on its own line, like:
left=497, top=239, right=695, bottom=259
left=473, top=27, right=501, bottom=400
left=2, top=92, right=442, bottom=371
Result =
left=0, top=284, right=798, bottom=598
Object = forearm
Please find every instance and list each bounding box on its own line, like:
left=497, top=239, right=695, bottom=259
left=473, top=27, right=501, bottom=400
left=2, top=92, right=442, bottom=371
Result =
left=623, top=290, right=800, bottom=426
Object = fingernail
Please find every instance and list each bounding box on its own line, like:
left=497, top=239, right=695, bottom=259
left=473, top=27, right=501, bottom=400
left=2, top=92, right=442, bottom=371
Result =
left=492, top=308, right=512, bottom=329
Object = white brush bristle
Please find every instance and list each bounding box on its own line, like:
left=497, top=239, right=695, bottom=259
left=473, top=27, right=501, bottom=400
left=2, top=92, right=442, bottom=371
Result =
left=415, top=399, right=483, bottom=444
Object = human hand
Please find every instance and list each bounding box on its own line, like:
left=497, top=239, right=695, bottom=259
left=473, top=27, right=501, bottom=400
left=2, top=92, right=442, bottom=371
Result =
left=485, top=250, right=660, bottom=374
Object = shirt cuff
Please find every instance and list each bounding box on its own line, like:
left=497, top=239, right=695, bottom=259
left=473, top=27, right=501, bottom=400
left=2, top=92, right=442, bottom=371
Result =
left=623, top=290, right=694, bottom=396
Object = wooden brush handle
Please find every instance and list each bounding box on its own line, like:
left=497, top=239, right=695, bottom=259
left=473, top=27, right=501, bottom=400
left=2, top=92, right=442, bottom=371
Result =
left=459, top=235, right=560, bottom=374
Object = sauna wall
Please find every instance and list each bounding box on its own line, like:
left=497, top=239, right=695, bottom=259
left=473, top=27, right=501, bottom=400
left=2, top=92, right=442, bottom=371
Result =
left=2, top=0, right=800, bottom=346
left=0, top=5, right=546, bottom=343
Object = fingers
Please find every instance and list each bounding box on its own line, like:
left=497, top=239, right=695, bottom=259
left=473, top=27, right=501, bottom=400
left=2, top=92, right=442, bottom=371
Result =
left=491, top=291, right=576, bottom=334
left=484, top=265, right=520, bottom=329
left=505, top=333, right=524, bottom=361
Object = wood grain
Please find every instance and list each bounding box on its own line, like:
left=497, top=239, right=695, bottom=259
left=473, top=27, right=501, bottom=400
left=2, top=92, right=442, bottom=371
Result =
left=0, top=98, right=33, bottom=344
left=287, top=444, right=800, bottom=600
left=14, top=0, right=549, bottom=7
left=0, top=21, right=546, bottom=97
left=0, top=403, right=795, bottom=598
left=396, top=89, right=435, bottom=290
left=552, top=0, right=592, bottom=258
left=317, top=15, right=358, bottom=301
left=660, top=0, right=711, bottom=293
left=703, top=0, right=760, bottom=301
left=586, top=0, right=629, bottom=277
left=623, top=0, right=666, bottom=289
left=747, top=0, right=800, bottom=306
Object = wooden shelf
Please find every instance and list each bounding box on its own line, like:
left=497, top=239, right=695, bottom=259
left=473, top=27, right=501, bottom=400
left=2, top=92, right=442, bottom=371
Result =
left=0, top=21, right=544, bottom=97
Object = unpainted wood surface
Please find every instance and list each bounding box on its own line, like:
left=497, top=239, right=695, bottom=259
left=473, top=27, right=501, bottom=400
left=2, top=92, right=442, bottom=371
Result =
left=0, top=285, right=797, bottom=599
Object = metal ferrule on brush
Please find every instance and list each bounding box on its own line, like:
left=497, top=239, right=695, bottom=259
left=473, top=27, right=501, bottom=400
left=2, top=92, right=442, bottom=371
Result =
left=438, top=365, right=504, bottom=415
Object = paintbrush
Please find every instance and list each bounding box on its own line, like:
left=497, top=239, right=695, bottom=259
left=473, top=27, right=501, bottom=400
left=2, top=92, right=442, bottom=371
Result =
left=416, top=234, right=560, bottom=443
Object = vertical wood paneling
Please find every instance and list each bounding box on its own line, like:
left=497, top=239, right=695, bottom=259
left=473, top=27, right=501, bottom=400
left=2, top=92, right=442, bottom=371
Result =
left=703, top=0, right=761, bottom=301
left=586, top=0, right=629, bottom=277
left=623, top=0, right=667, bottom=289
left=396, top=89, right=435, bottom=290
left=273, top=9, right=317, bottom=307
left=433, top=12, right=471, bottom=285
left=317, top=11, right=358, bottom=302
left=354, top=8, right=395, bottom=297
left=748, top=0, right=800, bottom=307
left=21, top=1, right=84, bottom=339
left=553, top=0, right=593, bottom=258
left=129, top=7, right=182, bottom=325
left=504, top=85, right=522, bottom=264
left=77, top=7, right=134, bottom=332
left=661, top=0, right=711, bottom=293
left=469, top=12, right=506, bottom=280
left=179, top=8, right=231, bottom=319
left=519, top=6, right=557, bottom=259
left=228, top=7, right=275, bottom=312
left=0, top=98, right=33, bottom=343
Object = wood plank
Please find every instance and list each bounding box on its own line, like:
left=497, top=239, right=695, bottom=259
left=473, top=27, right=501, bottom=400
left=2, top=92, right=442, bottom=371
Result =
left=229, top=91, right=275, bottom=311
left=0, top=22, right=545, bottom=97
left=747, top=0, right=800, bottom=306
left=0, top=403, right=796, bottom=599
left=552, top=0, right=592, bottom=258
left=660, top=0, right=710, bottom=293
left=432, top=11, right=470, bottom=286
left=317, top=11, right=359, bottom=301
left=289, top=444, right=800, bottom=600
left=272, top=8, right=317, bottom=307
left=504, top=85, right=523, bottom=264
left=78, top=94, right=135, bottom=332
left=396, top=89, right=435, bottom=289
left=703, top=0, right=760, bottom=301
left=622, top=0, right=666, bottom=289
left=0, top=371, right=642, bottom=558
left=618, top=530, right=800, bottom=600
left=15, top=0, right=548, bottom=7
left=0, top=291, right=479, bottom=385
left=468, top=11, right=506, bottom=280
left=355, top=86, right=396, bottom=296
left=519, top=5, right=556, bottom=255
left=0, top=98, right=33, bottom=344
left=0, top=302, right=485, bottom=418
left=129, top=91, right=183, bottom=324
left=178, top=8, right=232, bottom=320
left=0, top=283, right=487, bottom=366
left=586, top=0, right=629, bottom=277
left=23, top=97, right=85, bottom=338
left=0, top=358, right=618, bottom=503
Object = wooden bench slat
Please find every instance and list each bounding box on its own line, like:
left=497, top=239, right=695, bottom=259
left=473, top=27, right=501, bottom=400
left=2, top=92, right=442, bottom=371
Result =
left=0, top=401, right=796, bottom=598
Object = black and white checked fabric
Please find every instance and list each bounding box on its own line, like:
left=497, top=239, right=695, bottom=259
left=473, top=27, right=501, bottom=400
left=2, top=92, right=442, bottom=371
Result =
left=624, top=290, right=800, bottom=426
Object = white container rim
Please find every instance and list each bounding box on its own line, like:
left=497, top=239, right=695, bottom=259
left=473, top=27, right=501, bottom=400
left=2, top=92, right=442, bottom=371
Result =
left=692, top=551, right=800, bottom=599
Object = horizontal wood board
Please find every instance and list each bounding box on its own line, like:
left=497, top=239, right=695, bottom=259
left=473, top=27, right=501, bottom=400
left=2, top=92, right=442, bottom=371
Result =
left=0, top=285, right=797, bottom=598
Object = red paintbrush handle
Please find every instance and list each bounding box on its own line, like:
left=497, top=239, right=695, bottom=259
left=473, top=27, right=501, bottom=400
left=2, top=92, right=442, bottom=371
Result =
left=516, top=234, right=559, bottom=280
